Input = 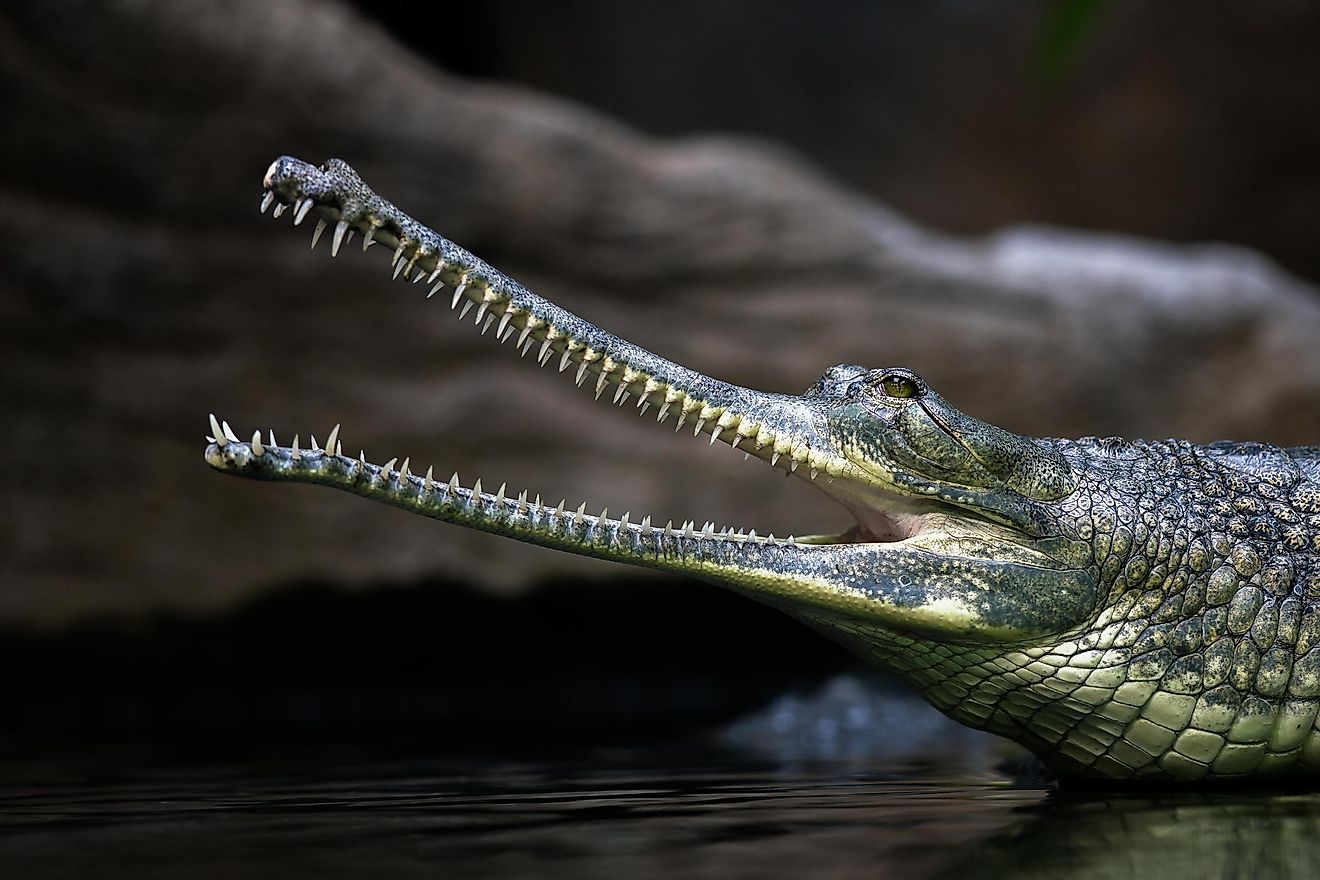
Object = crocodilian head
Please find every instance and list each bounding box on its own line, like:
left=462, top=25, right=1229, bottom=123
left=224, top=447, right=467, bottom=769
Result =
left=207, top=155, right=1102, bottom=689
left=779, top=363, right=1097, bottom=648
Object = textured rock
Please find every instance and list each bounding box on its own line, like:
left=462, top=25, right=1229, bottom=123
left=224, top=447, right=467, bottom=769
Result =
left=2, top=0, right=1318, bottom=625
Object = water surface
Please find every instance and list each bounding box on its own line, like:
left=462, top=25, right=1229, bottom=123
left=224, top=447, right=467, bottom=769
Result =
left=5, top=745, right=1318, bottom=879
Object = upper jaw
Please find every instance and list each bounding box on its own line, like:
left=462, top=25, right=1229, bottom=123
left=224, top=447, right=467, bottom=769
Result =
left=259, top=155, right=862, bottom=487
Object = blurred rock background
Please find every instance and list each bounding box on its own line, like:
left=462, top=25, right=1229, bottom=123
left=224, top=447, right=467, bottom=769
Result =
left=1, top=0, right=1317, bottom=741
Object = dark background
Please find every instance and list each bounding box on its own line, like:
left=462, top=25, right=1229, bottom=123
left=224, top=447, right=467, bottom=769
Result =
left=3, top=0, right=1319, bottom=750
left=364, top=0, right=1320, bottom=283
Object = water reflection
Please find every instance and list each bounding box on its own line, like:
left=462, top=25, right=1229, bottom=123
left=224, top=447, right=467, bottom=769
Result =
left=2, top=748, right=1318, bottom=878
left=948, top=788, right=1320, bottom=880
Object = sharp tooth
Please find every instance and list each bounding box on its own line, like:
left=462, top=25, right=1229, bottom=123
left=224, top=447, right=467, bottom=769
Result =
left=771, top=452, right=781, bottom=467
left=471, top=478, right=482, bottom=498
left=326, top=424, right=341, bottom=455
left=310, top=435, right=320, bottom=452
left=709, top=426, right=720, bottom=445
left=599, top=507, right=608, bottom=523
left=392, top=256, right=408, bottom=280
left=594, top=370, right=609, bottom=400
left=640, top=515, right=651, bottom=530
left=311, top=218, right=327, bottom=250
left=495, top=482, right=506, bottom=505
left=498, top=311, right=514, bottom=338
left=703, top=522, right=714, bottom=536
left=475, top=301, right=490, bottom=325
left=459, top=300, right=474, bottom=320
left=293, top=199, right=313, bottom=225
left=810, top=468, right=818, bottom=479
left=556, top=500, right=566, bottom=519
left=399, top=457, right=411, bottom=481
left=209, top=414, right=226, bottom=447
left=428, top=279, right=445, bottom=298
left=268, top=430, right=277, bottom=448
left=664, top=521, right=675, bottom=537
left=744, top=453, right=751, bottom=461
left=424, top=466, right=434, bottom=491
left=428, top=266, right=444, bottom=284
left=381, top=457, right=397, bottom=477
left=331, top=220, right=349, bottom=256
left=273, top=202, right=287, bottom=218
left=790, top=460, right=800, bottom=472
left=500, top=325, right=516, bottom=344
left=521, top=339, right=534, bottom=357
left=221, top=420, right=240, bottom=443
left=291, top=435, right=301, bottom=460
left=260, top=192, right=274, bottom=214
left=539, top=338, right=554, bottom=363
left=392, top=242, right=407, bottom=267
left=575, top=503, right=586, bottom=525
left=575, top=360, right=590, bottom=386
left=359, top=450, right=366, bottom=468
left=657, top=402, right=671, bottom=422
left=336, top=441, right=343, bottom=456
left=448, top=472, right=460, bottom=493
left=362, top=227, right=375, bottom=250
left=693, top=418, right=706, bottom=437
left=518, top=324, right=535, bottom=348
left=559, top=348, right=573, bottom=372
left=481, top=314, right=495, bottom=335
left=451, top=281, right=468, bottom=308
left=517, top=490, right=528, bottom=513
left=249, top=430, right=263, bottom=456
left=346, top=230, right=356, bottom=246
left=619, top=511, right=630, bottom=529
left=612, top=383, right=628, bottom=405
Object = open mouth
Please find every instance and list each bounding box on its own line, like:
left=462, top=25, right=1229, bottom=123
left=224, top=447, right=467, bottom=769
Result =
left=207, top=156, right=1098, bottom=648
left=202, top=156, right=961, bottom=556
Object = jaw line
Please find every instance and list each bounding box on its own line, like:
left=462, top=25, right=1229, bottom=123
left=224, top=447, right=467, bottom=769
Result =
left=227, top=156, right=1093, bottom=642
left=253, top=154, right=1032, bottom=561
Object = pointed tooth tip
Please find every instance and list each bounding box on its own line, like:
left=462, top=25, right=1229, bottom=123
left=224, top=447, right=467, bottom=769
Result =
left=331, top=219, right=349, bottom=256
left=208, top=414, right=226, bottom=445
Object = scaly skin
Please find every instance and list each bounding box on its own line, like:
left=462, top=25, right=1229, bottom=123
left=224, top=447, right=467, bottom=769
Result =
left=206, top=156, right=1320, bottom=781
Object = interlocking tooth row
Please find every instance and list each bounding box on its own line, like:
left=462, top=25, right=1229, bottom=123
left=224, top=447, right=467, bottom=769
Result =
left=207, top=413, right=802, bottom=546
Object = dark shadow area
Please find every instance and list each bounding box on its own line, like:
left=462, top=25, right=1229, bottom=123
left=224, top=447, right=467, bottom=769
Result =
left=1, top=575, right=855, bottom=752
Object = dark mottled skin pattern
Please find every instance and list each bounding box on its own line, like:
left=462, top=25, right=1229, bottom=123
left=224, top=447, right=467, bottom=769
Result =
left=221, top=156, right=1320, bottom=781
left=815, top=438, right=1320, bottom=779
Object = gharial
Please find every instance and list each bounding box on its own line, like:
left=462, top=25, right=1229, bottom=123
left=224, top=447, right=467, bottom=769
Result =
left=206, top=155, right=1320, bottom=782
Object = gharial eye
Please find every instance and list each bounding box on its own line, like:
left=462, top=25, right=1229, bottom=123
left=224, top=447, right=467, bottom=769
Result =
left=880, top=373, right=921, bottom=399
